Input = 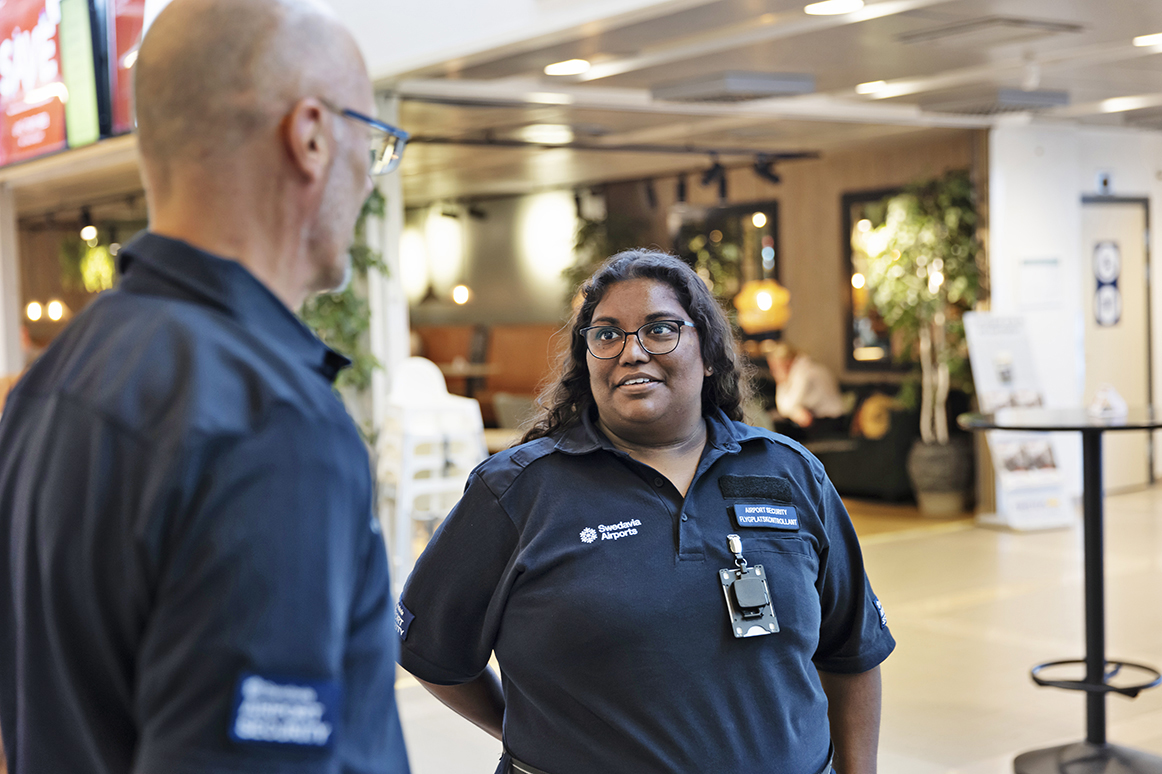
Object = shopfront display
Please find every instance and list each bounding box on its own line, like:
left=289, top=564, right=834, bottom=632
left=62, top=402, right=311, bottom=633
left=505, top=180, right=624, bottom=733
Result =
left=0, top=0, right=70, bottom=165
left=0, top=0, right=145, bottom=168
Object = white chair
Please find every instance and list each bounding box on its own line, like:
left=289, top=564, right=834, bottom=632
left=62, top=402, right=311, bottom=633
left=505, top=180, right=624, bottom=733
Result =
left=378, top=357, right=487, bottom=596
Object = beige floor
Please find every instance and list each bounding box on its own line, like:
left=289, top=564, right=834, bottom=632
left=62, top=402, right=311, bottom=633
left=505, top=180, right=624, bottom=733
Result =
left=395, top=488, right=1162, bottom=773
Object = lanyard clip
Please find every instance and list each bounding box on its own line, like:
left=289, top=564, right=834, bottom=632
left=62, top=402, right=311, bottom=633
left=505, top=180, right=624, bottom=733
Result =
left=727, top=533, right=747, bottom=572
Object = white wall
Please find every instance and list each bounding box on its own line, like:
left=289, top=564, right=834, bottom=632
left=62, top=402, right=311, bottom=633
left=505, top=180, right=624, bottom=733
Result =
left=989, top=123, right=1085, bottom=409
left=1076, top=127, right=1162, bottom=477
left=988, top=122, right=1162, bottom=494
left=406, top=190, right=579, bottom=327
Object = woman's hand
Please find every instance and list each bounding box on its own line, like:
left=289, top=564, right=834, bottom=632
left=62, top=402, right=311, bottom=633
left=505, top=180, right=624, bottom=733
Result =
left=412, top=667, right=506, bottom=741
left=818, top=666, right=882, bottom=774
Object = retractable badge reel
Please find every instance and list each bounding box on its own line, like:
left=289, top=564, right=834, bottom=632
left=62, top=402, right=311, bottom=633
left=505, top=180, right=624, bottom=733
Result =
left=720, top=534, right=779, bottom=638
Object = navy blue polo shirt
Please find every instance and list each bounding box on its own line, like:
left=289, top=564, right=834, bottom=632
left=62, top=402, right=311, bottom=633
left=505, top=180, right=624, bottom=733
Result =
left=0, top=233, right=409, bottom=774
left=398, top=407, right=893, bottom=774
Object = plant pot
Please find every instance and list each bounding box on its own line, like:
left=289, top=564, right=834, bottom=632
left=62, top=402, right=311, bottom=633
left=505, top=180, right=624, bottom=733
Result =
left=906, top=438, right=973, bottom=516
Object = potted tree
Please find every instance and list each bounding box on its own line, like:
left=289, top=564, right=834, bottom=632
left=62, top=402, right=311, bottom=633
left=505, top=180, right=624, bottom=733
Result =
left=856, top=170, right=981, bottom=514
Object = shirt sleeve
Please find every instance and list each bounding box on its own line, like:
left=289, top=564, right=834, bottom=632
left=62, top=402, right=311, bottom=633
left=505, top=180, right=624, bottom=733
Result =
left=811, top=474, right=896, bottom=674
left=397, top=468, right=521, bottom=685
left=132, top=405, right=406, bottom=774
left=776, top=361, right=810, bottom=417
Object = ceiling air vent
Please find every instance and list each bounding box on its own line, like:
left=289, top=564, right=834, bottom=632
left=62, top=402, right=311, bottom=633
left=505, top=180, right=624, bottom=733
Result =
left=651, top=72, right=815, bottom=103
left=921, top=88, right=1070, bottom=116
left=1125, top=108, right=1162, bottom=130
left=898, top=17, right=1084, bottom=48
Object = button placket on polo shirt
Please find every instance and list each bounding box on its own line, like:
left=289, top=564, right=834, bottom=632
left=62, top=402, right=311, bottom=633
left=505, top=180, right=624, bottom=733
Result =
left=676, top=440, right=742, bottom=562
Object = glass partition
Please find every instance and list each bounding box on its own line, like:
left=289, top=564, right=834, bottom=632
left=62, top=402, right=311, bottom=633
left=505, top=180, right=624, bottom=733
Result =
left=671, top=201, right=779, bottom=301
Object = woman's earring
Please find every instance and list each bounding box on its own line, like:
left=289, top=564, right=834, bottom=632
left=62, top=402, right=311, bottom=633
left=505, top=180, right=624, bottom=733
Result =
left=705, top=366, right=713, bottom=376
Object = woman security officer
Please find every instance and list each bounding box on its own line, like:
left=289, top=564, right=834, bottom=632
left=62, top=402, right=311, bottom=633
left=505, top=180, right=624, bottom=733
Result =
left=396, top=250, right=895, bottom=774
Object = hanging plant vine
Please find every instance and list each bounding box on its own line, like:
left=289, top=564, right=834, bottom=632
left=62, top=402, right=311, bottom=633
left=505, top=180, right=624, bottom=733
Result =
left=299, top=187, right=387, bottom=391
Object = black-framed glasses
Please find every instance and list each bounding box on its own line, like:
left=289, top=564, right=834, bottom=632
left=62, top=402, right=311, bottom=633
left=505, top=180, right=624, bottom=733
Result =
left=321, top=100, right=410, bottom=176
left=579, top=320, right=696, bottom=359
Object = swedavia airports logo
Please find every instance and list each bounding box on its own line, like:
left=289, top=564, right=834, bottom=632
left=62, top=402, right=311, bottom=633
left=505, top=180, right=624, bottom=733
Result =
left=580, top=520, right=643, bottom=544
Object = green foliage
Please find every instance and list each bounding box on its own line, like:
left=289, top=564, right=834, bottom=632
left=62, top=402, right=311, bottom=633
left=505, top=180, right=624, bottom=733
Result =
left=299, top=188, right=387, bottom=391
left=59, top=234, right=87, bottom=290
left=564, top=211, right=651, bottom=301
left=859, top=170, right=981, bottom=397
left=674, top=223, right=744, bottom=300
left=59, top=234, right=116, bottom=293
left=60, top=223, right=146, bottom=294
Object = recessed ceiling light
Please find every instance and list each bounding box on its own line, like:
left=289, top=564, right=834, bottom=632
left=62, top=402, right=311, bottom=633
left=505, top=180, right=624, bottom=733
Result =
left=855, top=80, right=887, bottom=95
left=544, top=58, right=590, bottom=76
left=1100, top=95, right=1152, bottom=113
left=519, top=124, right=575, bottom=144
left=804, top=0, right=864, bottom=16
left=1132, top=32, right=1162, bottom=47
left=529, top=92, right=575, bottom=105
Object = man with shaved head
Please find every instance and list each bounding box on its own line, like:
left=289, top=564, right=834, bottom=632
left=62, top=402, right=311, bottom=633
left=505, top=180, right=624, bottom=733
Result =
left=0, top=0, right=411, bottom=772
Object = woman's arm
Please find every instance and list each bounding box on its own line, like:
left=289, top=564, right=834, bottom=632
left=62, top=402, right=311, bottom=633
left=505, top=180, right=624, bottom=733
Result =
left=413, top=667, right=506, bottom=741
left=818, top=666, right=882, bottom=774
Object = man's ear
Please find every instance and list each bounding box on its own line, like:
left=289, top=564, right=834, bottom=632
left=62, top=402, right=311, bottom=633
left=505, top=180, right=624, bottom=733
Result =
left=283, top=98, right=330, bottom=182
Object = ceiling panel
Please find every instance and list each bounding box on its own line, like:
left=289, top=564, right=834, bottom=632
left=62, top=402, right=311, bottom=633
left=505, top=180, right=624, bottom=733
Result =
left=392, top=0, right=1162, bottom=205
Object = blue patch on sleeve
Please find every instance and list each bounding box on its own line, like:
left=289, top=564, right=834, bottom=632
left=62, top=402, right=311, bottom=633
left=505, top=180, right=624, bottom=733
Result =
left=229, top=673, right=340, bottom=748
left=874, top=596, right=888, bottom=628
left=732, top=503, right=799, bottom=530
left=395, top=600, right=415, bottom=641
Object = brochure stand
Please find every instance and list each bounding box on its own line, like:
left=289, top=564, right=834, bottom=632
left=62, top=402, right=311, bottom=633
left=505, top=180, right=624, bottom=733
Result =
left=963, top=313, right=1074, bottom=530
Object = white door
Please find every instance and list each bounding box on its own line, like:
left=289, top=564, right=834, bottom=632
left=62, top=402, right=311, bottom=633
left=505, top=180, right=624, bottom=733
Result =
left=1081, top=201, right=1151, bottom=492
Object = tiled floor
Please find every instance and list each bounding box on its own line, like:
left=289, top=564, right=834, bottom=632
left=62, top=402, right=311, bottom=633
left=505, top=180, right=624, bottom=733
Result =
left=396, top=488, right=1162, bottom=773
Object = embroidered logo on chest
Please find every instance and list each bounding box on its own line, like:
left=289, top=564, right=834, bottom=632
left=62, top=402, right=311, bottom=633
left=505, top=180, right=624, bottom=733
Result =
left=580, top=519, right=643, bottom=544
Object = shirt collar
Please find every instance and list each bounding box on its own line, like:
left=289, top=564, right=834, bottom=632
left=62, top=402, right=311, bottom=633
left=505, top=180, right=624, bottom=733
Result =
left=554, top=403, right=751, bottom=455
left=117, top=231, right=351, bottom=383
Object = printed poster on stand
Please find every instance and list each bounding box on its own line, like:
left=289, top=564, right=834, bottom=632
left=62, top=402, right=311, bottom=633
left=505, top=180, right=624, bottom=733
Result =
left=963, top=312, right=1075, bottom=530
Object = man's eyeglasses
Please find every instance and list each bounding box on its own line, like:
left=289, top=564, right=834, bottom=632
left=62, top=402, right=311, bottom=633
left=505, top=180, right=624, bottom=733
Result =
left=322, top=101, right=410, bottom=176
left=579, top=320, right=696, bottom=359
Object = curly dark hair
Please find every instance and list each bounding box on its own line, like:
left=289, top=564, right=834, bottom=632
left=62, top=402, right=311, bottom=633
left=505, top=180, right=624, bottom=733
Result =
left=522, top=249, right=749, bottom=443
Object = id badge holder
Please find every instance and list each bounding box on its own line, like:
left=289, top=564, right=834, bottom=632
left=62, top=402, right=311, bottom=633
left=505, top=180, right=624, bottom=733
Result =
left=719, top=534, right=779, bottom=638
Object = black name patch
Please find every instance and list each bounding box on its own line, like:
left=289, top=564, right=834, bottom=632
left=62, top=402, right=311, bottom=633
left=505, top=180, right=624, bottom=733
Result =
left=732, top=503, right=799, bottom=530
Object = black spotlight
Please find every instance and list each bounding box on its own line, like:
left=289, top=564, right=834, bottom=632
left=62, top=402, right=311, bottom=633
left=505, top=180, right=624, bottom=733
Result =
left=754, top=154, right=782, bottom=185
left=676, top=175, right=688, bottom=203
left=644, top=179, right=657, bottom=210
left=700, top=155, right=725, bottom=187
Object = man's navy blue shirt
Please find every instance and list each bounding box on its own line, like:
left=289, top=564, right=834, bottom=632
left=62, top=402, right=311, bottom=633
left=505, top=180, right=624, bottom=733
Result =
left=0, top=233, right=409, bottom=774
left=399, top=407, right=894, bottom=774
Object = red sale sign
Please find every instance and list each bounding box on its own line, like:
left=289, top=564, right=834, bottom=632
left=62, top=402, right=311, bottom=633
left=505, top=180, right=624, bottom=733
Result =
left=0, top=0, right=68, bottom=166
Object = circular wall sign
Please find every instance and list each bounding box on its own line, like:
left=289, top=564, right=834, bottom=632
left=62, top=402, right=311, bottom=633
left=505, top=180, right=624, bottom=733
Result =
left=1095, top=285, right=1122, bottom=327
left=1094, top=241, right=1121, bottom=284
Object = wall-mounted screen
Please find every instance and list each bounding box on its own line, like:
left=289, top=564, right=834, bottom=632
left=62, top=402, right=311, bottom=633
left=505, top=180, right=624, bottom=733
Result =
left=107, top=0, right=144, bottom=134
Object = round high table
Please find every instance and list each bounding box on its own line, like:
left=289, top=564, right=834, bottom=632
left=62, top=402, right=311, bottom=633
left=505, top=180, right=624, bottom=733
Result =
left=959, top=408, right=1162, bottom=774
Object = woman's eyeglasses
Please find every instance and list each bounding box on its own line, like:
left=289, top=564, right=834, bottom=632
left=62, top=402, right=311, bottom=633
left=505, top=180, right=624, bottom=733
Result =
left=579, top=320, right=696, bottom=359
